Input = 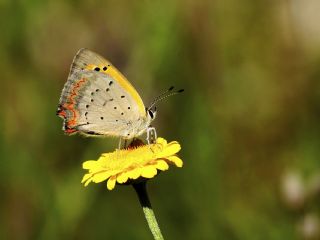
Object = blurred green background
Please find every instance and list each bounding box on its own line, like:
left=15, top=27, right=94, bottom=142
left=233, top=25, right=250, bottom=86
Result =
left=1, top=0, right=320, bottom=239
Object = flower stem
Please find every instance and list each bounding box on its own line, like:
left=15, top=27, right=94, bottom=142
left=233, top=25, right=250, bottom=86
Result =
left=133, top=182, right=164, bottom=240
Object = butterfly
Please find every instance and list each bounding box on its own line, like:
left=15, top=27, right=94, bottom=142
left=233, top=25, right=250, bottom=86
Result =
left=57, top=48, right=182, bottom=143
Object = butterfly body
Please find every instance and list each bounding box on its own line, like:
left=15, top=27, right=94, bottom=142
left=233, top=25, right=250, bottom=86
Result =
left=57, top=49, right=154, bottom=139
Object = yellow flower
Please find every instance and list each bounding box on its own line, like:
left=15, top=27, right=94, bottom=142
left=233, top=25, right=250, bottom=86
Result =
left=81, top=138, right=183, bottom=190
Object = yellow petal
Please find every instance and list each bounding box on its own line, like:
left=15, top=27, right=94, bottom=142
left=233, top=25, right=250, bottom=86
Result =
left=97, top=154, right=112, bottom=163
left=92, top=171, right=112, bottom=183
left=83, top=160, right=98, bottom=169
left=141, top=166, right=158, bottom=178
left=107, top=178, right=116, bottom=190
left=156, top=137, right=167, bottom=145
left=155, top=160, right=169, bottom=171
left=84, top=178, right=92, bottom=187
left=81, top=173, right=92, bottom=183
left=157, top=142, right=181, bottom=158
left=127, top=168, right=142, bottom=179
left=117, top=173, right=129, bottom=183
left=167, top=156, right=183, bottom=167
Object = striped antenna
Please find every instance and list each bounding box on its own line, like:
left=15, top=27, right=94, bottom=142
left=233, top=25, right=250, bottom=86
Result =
left=147, top=86, right=184, bottom=110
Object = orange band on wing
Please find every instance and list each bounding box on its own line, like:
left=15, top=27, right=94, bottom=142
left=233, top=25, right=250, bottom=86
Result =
left=58, top=78, right=87, bottom=131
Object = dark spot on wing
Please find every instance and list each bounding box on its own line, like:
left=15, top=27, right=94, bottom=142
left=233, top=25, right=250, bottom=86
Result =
left=103, top=66, right=107, bottom=71
left=96, top=89, right=99, bottom=92
left=86, top=104, right=89, bottom=108
left=86, top=131, right=103, bottom=136
left=94, top=67, right=100, bottom=71
left=121, top=95, right=125, bottom=98
left=106, top=88, right=110, bottom=92
left=128, top=107, right=131, bottom=109
left=100, top=117, right=104, bottom=120
left=114, top=107, right=117, bottom=109
left=109, top=81, right=113, bottom=86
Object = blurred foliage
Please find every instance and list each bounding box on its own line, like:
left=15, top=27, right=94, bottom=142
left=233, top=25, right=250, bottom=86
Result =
left=1, top=0, right=320, bottom=239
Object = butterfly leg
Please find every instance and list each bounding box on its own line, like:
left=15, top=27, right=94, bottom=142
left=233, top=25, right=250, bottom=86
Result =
left=118, top=137, right=129, bottom=150
left=118, top=138, right=122, bottom=150
left=146, top=126, right=157, bottom=144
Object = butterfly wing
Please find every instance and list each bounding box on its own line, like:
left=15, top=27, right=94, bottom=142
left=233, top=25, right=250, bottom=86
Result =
left=70, top=48, right=146, bottom=116
left=57, top=49, right=148, bottom=138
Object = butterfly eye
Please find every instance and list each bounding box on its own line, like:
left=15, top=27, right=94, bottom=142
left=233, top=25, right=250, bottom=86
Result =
left=148, top=108, right=157, bottom=120
left=148, top=110, right=154, bottom=119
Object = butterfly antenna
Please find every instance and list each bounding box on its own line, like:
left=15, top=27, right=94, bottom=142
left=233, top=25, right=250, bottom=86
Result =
left=149, top=86, right=174, bottom=106
left=148, top=87, right=184, bottom=110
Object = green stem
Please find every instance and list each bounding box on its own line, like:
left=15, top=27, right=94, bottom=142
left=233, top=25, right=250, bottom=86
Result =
left=133, top=182, right=164, bottom=240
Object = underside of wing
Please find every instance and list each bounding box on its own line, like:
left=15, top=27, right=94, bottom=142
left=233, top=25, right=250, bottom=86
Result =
left=57, top=70, right=146, bottom=138
left=69, top=48, right=146, bottom=116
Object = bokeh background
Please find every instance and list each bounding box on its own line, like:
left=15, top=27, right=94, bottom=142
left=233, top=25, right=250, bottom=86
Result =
left=1, top=0, right=320, bottom=239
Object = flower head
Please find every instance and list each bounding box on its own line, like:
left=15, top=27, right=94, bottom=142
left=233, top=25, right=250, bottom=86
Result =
left=81, top=138, right=183, bottom=190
